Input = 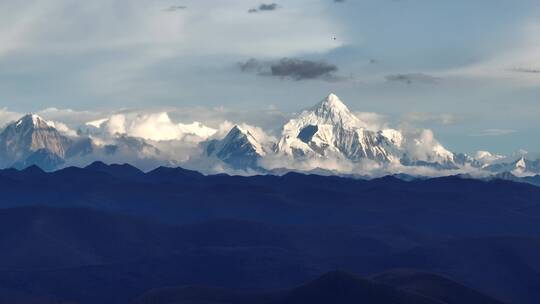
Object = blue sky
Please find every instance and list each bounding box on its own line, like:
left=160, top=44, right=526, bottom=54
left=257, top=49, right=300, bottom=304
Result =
left=0, top=0, right=539, bottom=154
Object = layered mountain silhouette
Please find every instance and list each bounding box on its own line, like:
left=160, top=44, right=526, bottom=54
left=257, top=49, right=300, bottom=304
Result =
left=372, top=269, right=507, bottom=304
left=0, top=164, right=535, bottom=302
left=132, top=271, right=505, bottom=304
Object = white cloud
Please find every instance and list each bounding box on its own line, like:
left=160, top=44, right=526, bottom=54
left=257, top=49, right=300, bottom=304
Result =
left=46, top=120, right=78, bottom=137
left=37, top=108, right=103, bottom=126
left=127, top=113, right=214, bottom=141
left=0, top=108, right=22, bottom=127
left=169, top=106, right=289, bottom=135
left=402, top=128, right=454, bottom=163
left=214, top=120, right=276, bottom=143
left=105, top=114, right=127, bottom=135
left=91, top=112, right=217, bottom=142
left=353, top=112, right=388, bottom=130
left=86, top=118, right=108, bottom=128
left=353, top=111, right=456, bottom=164
left=258, top=151, right=485, bottom=178
left=259, top=152, right=384, bottom=175
left=475, top=151, right=505, bottom=164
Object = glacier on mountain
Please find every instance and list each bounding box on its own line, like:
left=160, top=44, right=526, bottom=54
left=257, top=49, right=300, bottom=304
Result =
left=273, top=94, right=456, bottom=171
left=0, top=94, right=537, bottom=177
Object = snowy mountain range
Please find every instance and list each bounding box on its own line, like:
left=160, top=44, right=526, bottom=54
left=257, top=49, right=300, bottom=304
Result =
left=0, top=93, right=537, bottom=177
left=0, top=114, right=161, bottom=171
left=204, top=94, right=463, bottom=173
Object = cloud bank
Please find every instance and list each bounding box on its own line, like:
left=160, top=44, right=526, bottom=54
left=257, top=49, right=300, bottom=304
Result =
left=87, top=112, right=218, bottom=142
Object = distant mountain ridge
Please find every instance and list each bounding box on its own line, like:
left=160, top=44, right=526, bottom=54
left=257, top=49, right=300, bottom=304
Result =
left=134, top=271, right=503, bottom=304
left=0, top=163, right=535, bottom=303
left=0, top=114, right=162, bottom=171
left=0, top=95, right=538, bottom=176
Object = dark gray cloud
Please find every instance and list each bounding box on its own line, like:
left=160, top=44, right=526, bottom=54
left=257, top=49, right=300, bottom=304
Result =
left=385, top=73, right=440, bottom=84
left=238, top=58, right=265, bottom=72
left=163, top=5, right=187, bottom=12
left=260, top=3, right=278, bottom=10
left=511, top=67, right=540, bottom=74
left=270, top=58, right=338, bottom=80
left=334, top=0, right=346, bottom=2
left=238, top=58, right=340, bottom=81
left=248, top=3, right=279, bottom=13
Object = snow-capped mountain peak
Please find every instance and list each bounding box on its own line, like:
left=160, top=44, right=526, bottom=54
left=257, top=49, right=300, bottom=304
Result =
left=0, top=114, right=73, bottom=168
left=274, top=93, right=460, bottom=169
left=224, top=125, right=265, bottom=156
left=507, top=156, right=537, bottom=177
left=177, top=121, right=217, bottom=140
left=484, top=154, right=540, bottom=176
left=15, top=114, right=53, bottom=130
left=475, top=150, right=505, bottom=165
left=515, top=157, right=527, bottom=170
left=277, top=94, right=396, bottom=162
left=312, top=93, right=350, bottom=116
left=204, top=125, right=266, bottom=170
left=380, top=129, right=404, bottom=148
left=2, top=95, right=522, bottom=176
left=306, top=93, right=366, bottom=129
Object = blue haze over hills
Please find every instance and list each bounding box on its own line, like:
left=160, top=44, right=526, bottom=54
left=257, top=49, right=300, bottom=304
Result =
left=0, top=163, right=536, bottom=302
